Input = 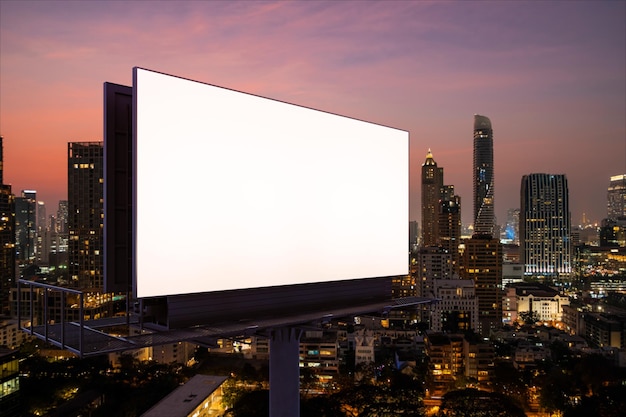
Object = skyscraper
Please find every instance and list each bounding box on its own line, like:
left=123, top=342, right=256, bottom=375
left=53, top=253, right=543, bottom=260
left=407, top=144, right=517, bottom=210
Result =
left=438, top=196, right=461, bottom=276
left=607, top=174, right=626, bottom=219
left=68, top=142, right=104, bottom=290
left=473, top=115, right=495, bottom=235
left=520, top=173, right=571, bottom=279
left=0, top=137, right=15, bottom=315
left=421, top=149, right=443, bottom=246
left=15, top=190, right=37, bottom=263
left=461, top=233, right=502, bottom=336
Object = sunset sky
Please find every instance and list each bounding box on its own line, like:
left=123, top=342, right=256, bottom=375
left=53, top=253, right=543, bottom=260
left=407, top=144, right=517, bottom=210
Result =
left=1, top=0, right=624, bottom=228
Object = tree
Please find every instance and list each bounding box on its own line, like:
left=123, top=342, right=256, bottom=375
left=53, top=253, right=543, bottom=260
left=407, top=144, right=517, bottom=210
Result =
left=538, top=366, right=578, bottom=414
left=437, top=388, right=527, bottom=417
left=564, top=385, right=626, bottom=417
left=519, top=311, right=540, bottom=326
left=223, top=390, right=269, bottom=417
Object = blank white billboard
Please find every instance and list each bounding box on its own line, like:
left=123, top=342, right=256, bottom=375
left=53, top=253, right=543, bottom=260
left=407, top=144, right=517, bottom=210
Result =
left=133, top=67, right=408, bottom=298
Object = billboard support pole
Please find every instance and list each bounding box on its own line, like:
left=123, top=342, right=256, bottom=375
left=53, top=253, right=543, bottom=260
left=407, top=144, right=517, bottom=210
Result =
left=269, top=326, right=303, bottom=417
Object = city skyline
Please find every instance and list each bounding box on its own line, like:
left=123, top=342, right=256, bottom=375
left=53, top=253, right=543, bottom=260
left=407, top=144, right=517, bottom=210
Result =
left=1, top=1, right=625, bottom=227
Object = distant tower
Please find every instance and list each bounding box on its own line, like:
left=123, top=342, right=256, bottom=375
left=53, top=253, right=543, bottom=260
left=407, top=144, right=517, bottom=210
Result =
left=607, top=174, right=626, bottom=219
left=461, top=233, right=502, bottom=336
left=68, top=142, right=104, bottom=290
left=0, top=137, right=15, bottom=315
left=15, top=190, right=37, bottom=263
left=520, top=174, right=571, bottom=280
left=56, top=200, right=69, bottom=234
left=421, top=149, right=443, bottom=246
left=438, top=195, right=461, bottom=276
left=473, top=115, right=495, bottom=235
left=504, top=208, right=520, bottom=244
left=37, top=201, right=46, bottom=231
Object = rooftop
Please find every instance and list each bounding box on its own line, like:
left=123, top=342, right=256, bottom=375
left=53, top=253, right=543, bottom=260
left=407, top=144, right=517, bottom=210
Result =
left=140, top=374, right=228, bottom=417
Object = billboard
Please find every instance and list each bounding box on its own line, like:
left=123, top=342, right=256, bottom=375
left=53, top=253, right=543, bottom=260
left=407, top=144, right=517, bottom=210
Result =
left=133, top=67, right=408, bottom=299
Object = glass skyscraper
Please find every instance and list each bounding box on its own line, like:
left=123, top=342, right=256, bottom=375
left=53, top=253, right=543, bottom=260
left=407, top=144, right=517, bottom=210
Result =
left=473, top=115, right=494, bottom=236
left=520, top=173, right=571, bottom=279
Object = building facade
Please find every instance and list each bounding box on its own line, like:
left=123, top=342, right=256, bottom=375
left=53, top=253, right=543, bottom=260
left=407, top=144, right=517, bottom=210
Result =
left=68, top=142, right=104, bottom=291
left=460, top=233, right=502, bottom=336
left=421, top=149, right=443, bottom=246
left=473, top=115, right=495, bottom=235
left=415, top=246, right=454, bottom=324
left=520, top=173, right=571, bottom=280
left=15, top=190, right=37, bottom=263
left=438, top=196, right=462, bottom=276
left=0, top=138, right=15, bottom=316
left=607, top=174, right=626, bottom=219
left=0, top=349, right=20, bottom=417
left=430, top=279, right=478, bottom=333
left=600, top=217, right=626, bottom=247
left=503, top=282, right=569, bottom=324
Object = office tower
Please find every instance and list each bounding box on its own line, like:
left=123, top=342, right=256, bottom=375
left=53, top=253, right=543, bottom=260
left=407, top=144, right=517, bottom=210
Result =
left=421, top=149, right=443, bottom=246
left=607, top=174, right=626, bottom=219
left=68, top=142, right=104, bottom=290
left=37, top=201, right=46, bottom=231
left=438, top=195, right=461, bottom=276
left=520, top=174, right=571, bottom=280
left=504, top=208, right=520, bottom=244
left=56, top=200, right=69, bottom=234
left=0, top=138, right=15, bottom=315
left=599, top=217, right=626, bottom=247
left=460, top=233, right=502, bottom=336
left=473, top=115, right=495, bottom=235
left=15, top=190, right=37, bottom=263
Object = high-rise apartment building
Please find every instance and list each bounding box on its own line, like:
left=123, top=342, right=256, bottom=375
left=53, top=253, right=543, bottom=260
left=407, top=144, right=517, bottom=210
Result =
left=415, top=246, right=454, bottom=324
left=461, top=233, right=502, bottom=336
left=520, top=173, right=571, bottom=280
left=15, top=190, right=37, bottom=263
left=68, top=142, right=104, bottom=290
left=607, top=174, right=626, bottom=219
left=438, top=196, right=461, bottom=276
left=473, top=115, right=495, bottom=235
left=0, top=138, right=15, bottom=315
left=421, top=149, right=443, bottom=246
left=56, top=200, right=69, bottom=234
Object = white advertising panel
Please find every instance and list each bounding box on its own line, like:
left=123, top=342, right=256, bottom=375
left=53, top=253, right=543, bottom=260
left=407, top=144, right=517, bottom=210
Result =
left=133, top=68, right=408, bottom=298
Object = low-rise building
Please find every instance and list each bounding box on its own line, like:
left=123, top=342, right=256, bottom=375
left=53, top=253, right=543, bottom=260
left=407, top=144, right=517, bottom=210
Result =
left=583, top=312, right=626, bottom=348
left=463, top=334, right=494, bottom=384
left=0, top=319, right=32, bottom=349
left=504, top=282, right=569, bottom=323
left=430, top=279, right=478, bottom=333
left=513, top=343, right=550, bottom=369
left=300, top=329, right=340, bottom=375
left=141, top=374, right=228, bottom=417
left=424, top=333, right=464, bottom=396
left=0, top=349, right=19, bottom=417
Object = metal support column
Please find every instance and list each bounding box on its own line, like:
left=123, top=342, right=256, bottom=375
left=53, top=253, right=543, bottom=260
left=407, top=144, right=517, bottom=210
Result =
left=269, top=326, right=302, bottom=417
